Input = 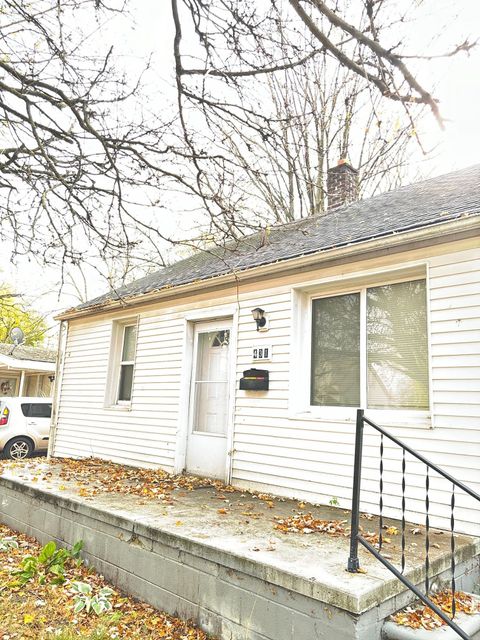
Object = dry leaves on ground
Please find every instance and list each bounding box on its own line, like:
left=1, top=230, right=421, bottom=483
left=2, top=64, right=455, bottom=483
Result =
left=272, top=513, right=400, bottom=549
left=13, top=457, right=238, bottom=504
left=1, top=458, right=414, bottom=547
left=392, top=590, right=479, bottom=631
left=273, top=513, right=347, bottom=535
left=1, top=457, right=284, bottom=522
left=55, top=457, right=229, bottom=498
left=0, top=523, right=212, bottom=640
left=5, top=457, right=283, bottom=510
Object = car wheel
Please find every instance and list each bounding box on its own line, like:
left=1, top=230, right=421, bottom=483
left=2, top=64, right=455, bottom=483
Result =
left=4, top=437, right=34, bottom=460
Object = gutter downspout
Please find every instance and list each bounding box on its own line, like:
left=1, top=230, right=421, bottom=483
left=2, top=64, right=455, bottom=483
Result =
left=47, top=320, right=68, bottom=459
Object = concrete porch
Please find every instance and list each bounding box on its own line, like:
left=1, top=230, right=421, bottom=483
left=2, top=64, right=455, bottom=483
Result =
left=0, top=459, right=479, bottom=640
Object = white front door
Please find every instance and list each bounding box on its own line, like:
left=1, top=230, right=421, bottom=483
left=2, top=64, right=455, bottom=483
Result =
left=185, top=320, right=232, bottom=480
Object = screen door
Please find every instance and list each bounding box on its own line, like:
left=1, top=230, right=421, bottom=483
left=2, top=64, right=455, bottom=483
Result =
left=185, top=320, right=232, bottom=479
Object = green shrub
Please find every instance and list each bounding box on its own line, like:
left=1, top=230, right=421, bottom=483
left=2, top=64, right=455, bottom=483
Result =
left=70, top=581, right=114, bottom=615
left=0, top=536, right=19, bottom=552
left=12, top=539, right=83, bottom=586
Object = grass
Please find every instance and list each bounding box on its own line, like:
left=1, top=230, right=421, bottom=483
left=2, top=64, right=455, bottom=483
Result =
left=42, top=626, right=112, bottom=640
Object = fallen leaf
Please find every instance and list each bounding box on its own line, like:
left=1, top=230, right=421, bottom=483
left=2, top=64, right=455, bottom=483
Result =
left=273, top=513, right=346, bottom=536
left=392, top=590, right=479, bottom=630
left=384, top=526, right=399, bottom=535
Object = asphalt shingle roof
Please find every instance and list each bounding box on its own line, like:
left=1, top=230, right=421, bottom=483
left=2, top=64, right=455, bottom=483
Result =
left=77, top=164, right=480, bottom=312
left=0, top=344, right=56, bottom=363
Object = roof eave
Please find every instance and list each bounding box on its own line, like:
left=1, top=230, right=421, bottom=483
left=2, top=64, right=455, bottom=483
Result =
left=0, top=353, right=56, bottom=371
left=56, top=215, right=480, bottom=322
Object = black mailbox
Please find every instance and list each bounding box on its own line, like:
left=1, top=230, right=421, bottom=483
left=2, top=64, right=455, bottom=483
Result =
left=239, top=368, right=269, bottom=391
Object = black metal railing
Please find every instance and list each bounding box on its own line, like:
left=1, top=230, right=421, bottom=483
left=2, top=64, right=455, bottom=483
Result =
left=347, top=409, right=480, bottom=640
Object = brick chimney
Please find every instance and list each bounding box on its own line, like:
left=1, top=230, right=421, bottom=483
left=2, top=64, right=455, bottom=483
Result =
left=327, top=159, right=358, bottom=211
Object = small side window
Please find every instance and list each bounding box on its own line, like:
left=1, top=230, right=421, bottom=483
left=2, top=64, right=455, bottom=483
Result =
left=106, top=319, right=138, bottom=407
left=21, top=403, right=31, bottom=417
left=29, top=403, right=52, bottom=419
left=117, top=325, right=137, bottom=402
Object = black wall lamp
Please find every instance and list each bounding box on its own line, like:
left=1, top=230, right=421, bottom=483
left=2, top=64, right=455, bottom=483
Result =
left=251, top=307, right=267, bottom=331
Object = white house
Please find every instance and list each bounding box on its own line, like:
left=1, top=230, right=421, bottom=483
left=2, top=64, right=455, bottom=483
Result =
left=0, top=344, right=56, bottom=397
left=49, top=163, right=480, bottom=535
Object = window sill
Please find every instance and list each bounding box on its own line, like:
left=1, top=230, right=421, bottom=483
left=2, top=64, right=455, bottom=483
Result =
left=191, top=431, right=227, bottom=438
left=104, top=404, right=132, bottom=412
left=288, top=410, right=432, bottom=430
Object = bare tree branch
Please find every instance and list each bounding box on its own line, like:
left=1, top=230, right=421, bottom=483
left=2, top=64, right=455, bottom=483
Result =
left=289, top=0, right=443, bottom=127
left=180, top=48, right=325, bottom=78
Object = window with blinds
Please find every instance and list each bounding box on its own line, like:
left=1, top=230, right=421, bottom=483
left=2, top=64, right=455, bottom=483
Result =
left=367, top=280, right=428, bottom=409
left=310, top=279, right=429, bottom=410
left=311, top=293, right=360, bottom=407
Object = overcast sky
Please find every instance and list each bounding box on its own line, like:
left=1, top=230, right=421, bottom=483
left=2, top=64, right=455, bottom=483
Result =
left=4, top=0, right=480, bottom=343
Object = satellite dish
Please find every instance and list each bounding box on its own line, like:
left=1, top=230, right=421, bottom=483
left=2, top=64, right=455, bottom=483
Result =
left=10, top=327, right=24, bottom=346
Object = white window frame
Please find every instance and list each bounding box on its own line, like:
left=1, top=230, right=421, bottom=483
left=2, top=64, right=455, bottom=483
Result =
left=290, top=265, right=432, bottom=428
left=105, top=317, right=139, bottom=409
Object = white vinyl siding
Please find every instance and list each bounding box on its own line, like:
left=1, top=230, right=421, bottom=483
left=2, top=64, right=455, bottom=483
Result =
left=54, top=245, right=480, bottom=535
left=54, top=314, right=185, bottom=469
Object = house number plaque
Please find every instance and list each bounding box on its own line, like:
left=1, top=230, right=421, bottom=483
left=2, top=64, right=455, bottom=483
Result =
left=252, top=345, right=272, bottom=361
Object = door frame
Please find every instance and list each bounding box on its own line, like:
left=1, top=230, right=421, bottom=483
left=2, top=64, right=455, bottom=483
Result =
left=175, top=305, right=238, bottom=482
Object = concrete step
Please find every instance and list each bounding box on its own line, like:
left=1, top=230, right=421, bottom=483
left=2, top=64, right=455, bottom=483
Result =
left=383, top=594, right=480, bottom=640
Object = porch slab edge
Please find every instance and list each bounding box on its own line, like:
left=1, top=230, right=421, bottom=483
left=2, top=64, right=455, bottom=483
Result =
left=1, top=475, right=479, bottom=618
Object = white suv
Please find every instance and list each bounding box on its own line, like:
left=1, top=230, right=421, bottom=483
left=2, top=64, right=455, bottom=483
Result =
left=0, top=397, right=52, bottom=460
